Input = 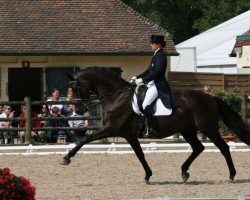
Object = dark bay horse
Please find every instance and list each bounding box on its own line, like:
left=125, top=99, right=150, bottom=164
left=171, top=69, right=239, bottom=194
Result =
left=61, top=67, right=250, bottom=183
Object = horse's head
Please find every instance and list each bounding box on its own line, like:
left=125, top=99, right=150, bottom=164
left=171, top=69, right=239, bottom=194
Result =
left=67, top=67, right=131, bottom=111
left=67, top=73, right=91, bottom=98
left=66, top=73, right=92, bottom=112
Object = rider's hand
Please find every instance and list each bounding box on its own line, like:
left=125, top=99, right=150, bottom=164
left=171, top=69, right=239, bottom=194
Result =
left=135, top=78, right=143, bottom=85
left=130, top=76, right=137, bottom=83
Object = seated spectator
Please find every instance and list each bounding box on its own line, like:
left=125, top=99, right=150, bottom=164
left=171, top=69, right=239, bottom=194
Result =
left=46, top=106, right=71, bottom=143
left=18, top=105, right=41, bottom=143
left=0, top=105, right=3, bottom=114
left=68, top=105, right=89, bottom=144
left=0, top=105, right=3, bottom=143
left=37, top=105, right=50, bottom=142
left=61, top=88, right=74, bottom=117
left=203, top=85, right=211, bottom=94
left=47, top=88, right=63, bottom=114
left=0, top=105, right=16, bottom=144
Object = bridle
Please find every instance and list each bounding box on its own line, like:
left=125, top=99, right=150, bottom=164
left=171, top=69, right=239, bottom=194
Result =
left=88, top=85, right=133, bottom=109
left=69, top=79, right=90, bottom=111
left=70, top=79, right=134, bottom=111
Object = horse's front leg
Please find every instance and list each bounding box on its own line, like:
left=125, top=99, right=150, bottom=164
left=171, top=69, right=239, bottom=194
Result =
left=60, top=129, right=110, bottom=165
left=125, top=136, right=152, bottom=183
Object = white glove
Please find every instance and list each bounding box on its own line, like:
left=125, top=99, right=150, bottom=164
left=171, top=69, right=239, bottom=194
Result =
left=130, top=76, right=137, bottom=83
left=135, top=78, right=143, bottom=85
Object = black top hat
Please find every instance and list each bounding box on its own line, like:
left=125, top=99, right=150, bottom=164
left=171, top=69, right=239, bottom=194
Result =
left=150, top=35, right=165, bottom=43
left=150, top=35, right=166, bottom=47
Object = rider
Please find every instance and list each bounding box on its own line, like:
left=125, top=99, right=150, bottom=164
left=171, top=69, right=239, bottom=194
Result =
left=130, top=35, right=178, bottom=137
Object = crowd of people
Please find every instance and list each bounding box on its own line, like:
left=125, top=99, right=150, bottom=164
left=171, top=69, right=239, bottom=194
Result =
left=0, top=88, right=89, bottom=144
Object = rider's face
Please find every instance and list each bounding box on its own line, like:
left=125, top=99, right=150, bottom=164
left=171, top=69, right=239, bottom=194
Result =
left=150, top=42, right=161, bottom=52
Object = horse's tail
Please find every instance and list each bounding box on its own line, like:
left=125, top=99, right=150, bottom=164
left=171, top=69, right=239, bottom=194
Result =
left=213, top=96, right=250, bottom=145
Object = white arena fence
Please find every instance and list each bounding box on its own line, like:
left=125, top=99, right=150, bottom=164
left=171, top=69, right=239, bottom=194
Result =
left=150, top=195, right=250, bottom=200
left=81, top=195, right=250, bottom=200
left=0, top=141, right=249, bottom=155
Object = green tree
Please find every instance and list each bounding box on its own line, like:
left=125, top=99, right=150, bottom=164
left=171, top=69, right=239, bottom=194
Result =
left=194, top=0, right=250, bottom=32
left=122, top=0, right=202, bottom=43
left=122, top=0, right=250, bottom=43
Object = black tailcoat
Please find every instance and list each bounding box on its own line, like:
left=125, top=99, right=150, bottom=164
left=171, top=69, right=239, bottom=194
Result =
left=137, top=48, right=178, bottom=109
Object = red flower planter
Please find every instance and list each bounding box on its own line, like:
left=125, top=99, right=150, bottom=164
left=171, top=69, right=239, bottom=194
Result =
left=0, top=168, right=36, bottom=200
left=222, top=136, right=236, bottom=143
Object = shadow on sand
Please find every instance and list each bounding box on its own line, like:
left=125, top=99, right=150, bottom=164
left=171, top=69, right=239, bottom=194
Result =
left=150, top=178, right=250, bottom=185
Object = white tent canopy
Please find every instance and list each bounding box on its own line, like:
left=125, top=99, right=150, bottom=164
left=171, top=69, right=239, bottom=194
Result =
left=176, top=10, right=250, bottom=67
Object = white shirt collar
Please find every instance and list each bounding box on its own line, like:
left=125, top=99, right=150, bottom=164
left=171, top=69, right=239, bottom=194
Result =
left=153, top=48, right=161, bottom=56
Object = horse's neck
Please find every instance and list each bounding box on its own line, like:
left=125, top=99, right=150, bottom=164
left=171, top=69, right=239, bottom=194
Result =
left=95, top=80, right=126, bottom=96
left=95, top=82, right=125, bottom=97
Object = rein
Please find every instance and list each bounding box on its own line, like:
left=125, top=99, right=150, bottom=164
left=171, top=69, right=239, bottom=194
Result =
left=83, top=85, right=134, bottom=110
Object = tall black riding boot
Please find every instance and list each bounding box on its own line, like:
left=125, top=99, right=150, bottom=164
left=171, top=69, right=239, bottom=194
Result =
left=144, top=105, right=157, bottom=137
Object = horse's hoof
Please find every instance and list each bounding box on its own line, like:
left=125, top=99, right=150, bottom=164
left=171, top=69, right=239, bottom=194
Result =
left=229, top=176, right=235, bottom=183
left=60, top=157, right=71, bottom=165
left=182, top=171, right=190, bottom=183
left=144, top=175, right=151, bottom=184
left=145, top=180, right=151, bottom=185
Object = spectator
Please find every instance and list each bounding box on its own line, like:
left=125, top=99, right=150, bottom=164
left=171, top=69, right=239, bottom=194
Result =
left=37, top=104, right=50, bottom=142
left=37, top=105, right=50, bottom=128
left=0, top=105, right=3, bottom=143
left=68, top=105, right=89, bottom=144
left=46, top=106, right=71, bottom=143
left=61, top=88, right=74, bottom=117
left=203, top=85, right=211, bottom=94
left=0, top=105, right=3, bottom=114
left=47, top=88, right=63, bottom=114
left=0, top=105, right=16, bottom=144
left=18, top=105, right=41, bottom=143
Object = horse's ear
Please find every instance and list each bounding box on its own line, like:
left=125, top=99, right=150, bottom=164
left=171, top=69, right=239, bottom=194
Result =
left=69, top=80, right=77, bottom=88
left=66, top=73, right=75, bottom=81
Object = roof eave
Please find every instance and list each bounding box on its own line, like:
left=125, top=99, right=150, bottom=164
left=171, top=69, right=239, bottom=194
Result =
left=229, top=53, right=236, bottom=57
left=0, top=52, right=179, bottom=56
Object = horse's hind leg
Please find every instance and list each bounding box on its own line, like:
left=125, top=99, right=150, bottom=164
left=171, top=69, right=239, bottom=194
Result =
left=125, top=136, right=152, bottom=183
left=181, top=130, right=205, bottom=183
left=207, top=132, right=236, bottom=181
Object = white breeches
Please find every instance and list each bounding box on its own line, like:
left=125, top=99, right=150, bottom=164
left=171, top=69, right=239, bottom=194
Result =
left=142, top=82, right=158, bottom=110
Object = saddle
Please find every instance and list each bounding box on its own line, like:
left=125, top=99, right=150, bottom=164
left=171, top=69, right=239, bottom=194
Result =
left=132, top=85, right=172, bottom=116
left=133, top=84, right=172, bottom=138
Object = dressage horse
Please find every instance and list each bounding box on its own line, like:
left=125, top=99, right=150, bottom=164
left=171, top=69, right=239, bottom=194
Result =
left=61, top=67, right=250, bottom=183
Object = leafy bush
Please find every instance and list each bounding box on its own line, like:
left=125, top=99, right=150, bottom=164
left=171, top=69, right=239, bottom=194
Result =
left=210, top=89, right=243, bottom=135
left=0, top=168, right=36, bottom=200
left=100, top=138, right=110, bottom=144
